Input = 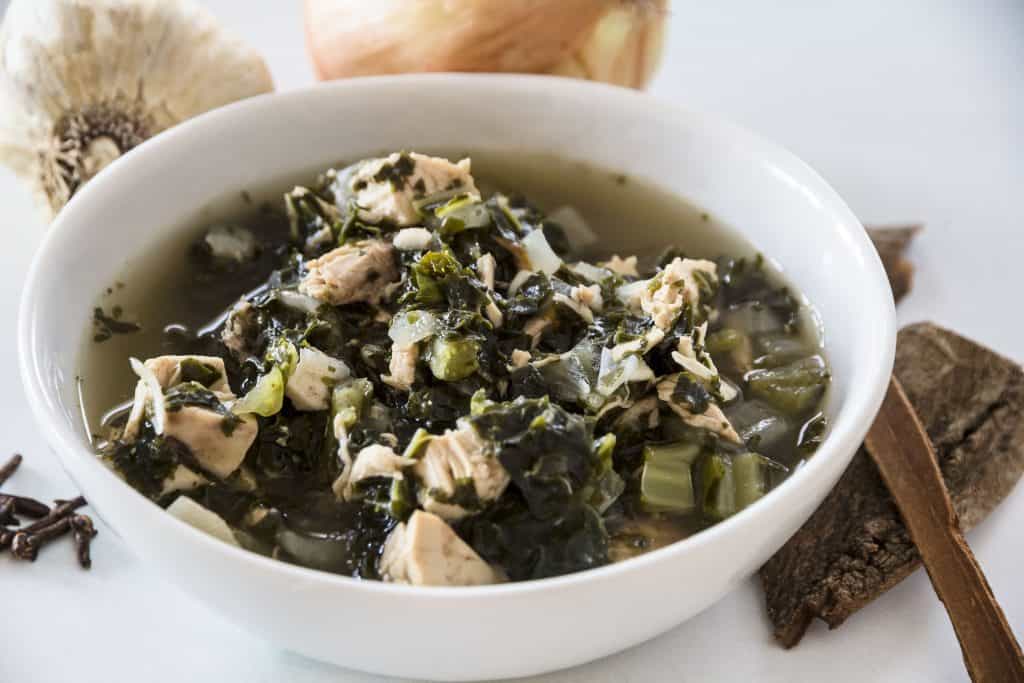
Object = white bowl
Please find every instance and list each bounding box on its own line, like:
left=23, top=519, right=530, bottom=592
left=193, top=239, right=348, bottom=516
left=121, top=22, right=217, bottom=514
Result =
left=19, top=75, right=895, bottom=681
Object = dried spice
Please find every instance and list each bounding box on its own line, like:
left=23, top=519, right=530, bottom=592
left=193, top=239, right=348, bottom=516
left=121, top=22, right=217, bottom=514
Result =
left=761, top=323, right=1024, bottom=647
left=0, top=454, right=96, bottom=567
left=867, top=225, right=921, bottom=304
left=865, top=377, right=1024, bottom=681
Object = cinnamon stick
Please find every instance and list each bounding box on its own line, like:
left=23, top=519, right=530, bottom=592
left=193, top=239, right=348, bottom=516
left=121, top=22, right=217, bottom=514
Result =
left=865, top=377, right=1024, bottom=682
left=0, top=453, right=22, bottom=487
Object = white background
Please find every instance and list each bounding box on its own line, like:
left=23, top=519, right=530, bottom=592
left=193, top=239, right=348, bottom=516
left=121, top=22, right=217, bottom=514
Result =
left=1, top=1, right=1022, bottom=681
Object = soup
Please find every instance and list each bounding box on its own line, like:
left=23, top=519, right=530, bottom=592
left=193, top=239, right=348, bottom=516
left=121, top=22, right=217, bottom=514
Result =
left=82, top=151, right=829, bottom=584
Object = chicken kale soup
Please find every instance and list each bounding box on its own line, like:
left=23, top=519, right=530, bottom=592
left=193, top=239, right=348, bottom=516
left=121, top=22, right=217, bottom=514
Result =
left=83, top=152, right=829, bottom=585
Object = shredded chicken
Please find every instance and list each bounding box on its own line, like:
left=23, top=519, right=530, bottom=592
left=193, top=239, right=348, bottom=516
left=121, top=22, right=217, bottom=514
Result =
left=509, top=349, right=531, bottom=369
left=600, top=254, right=639, bottom=277
left=221, top=301, right=258, bottom=356
left=382, top=344, right=419, bottom=391
left=299, top=239, right=398, bottom=306
left=476, top=252, right=497, bottom=290
left=656, top=374, right=741, bottom=443
left=571, top=283, right=603, bottom=313
left=523, top=315, right=551, bottom=349
left=414, top=425, right=510, bottom=521
left=641, top=257, right=718, bottom=330
left=349, top=153, right=479, bottom=227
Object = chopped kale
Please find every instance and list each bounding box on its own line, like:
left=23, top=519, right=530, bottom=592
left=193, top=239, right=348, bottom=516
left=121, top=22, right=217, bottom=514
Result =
left=92, top=306, right=141, bottom=342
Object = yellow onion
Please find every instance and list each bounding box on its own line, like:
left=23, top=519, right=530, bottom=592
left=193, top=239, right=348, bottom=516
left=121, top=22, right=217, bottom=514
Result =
left=304, top=0, right=667, bottom=89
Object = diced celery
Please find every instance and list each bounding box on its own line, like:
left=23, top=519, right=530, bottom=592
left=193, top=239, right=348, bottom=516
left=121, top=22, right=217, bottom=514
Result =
left=435, top=196, right=491, bottom=237
left=700, top=453, right=736, bottom=520
left=590, top=469, right=626, bottom=514
left=232, top=366, right=284, bottom=417
left=640, top=442, right=701, bottom=513
left=428, top=335, right=480, bottom=381
left=753, top=333, right=813, bottom=369
left=402, top=427, right=433, bottom=459
left=746, top=356, right=829, bottom=415
left=267, top=338, right=299, bottom=378
left=706, top=328, right=745, bottom=354
left=733, top=452, right=772, bottom=510
left=331, top=378, right=372, bottom=431
left=593, top=433, right=617, bottom=473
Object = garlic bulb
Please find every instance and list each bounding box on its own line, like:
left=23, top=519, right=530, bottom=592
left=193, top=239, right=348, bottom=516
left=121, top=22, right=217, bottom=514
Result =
left=0, top=0, right=274, bottom=218
left=305, top=0, right=666, bottom=89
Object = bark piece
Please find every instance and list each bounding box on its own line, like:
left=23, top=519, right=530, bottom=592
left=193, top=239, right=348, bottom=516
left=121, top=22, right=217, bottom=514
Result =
left=867, top=225, right=921, bottom=303
left=761, top=323, right=1024, bottom=647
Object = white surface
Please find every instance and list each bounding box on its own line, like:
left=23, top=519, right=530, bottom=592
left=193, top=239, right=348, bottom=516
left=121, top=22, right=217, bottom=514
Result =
left=18, top=73, right=895, bottom=680
left=0, top=0, right=1020, bottom=681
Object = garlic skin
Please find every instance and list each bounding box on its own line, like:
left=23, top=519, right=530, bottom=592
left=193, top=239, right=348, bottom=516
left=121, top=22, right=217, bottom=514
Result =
left=0, top=0, right=274, bottom=218
left=305, top=0, right=666, bottom=89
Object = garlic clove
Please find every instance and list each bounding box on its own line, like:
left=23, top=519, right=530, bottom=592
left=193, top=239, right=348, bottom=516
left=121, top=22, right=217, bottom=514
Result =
left=304, top=0, right=615, bottom=80
left=0, top=0, right=274, bottom=219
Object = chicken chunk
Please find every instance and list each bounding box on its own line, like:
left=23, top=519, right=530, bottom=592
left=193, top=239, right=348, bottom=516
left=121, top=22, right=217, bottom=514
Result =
left=285, top=346, right=350, bottom=411
left=656, top=374, right=741, bottom=444
left=123, top=355, right=232, bottom=440
left=221, top=301, right=259, bottom=356
left=348, top=152, right=479, bottom=227
left=379, top=510, right=498, bottom=586
left=160, top=465, right=208, bottom=496
left=122, top=354, right=257, bottom=480
left=164, top=406, right=259, bottom=479
left=382, top=343, right=419, bottom=392
left=413, top=425, right=510, bottom=521
left=299, top=240, right=398, bottom=306
left=384, top=344, right=420, bottom=390
left=338, top=444, right=411, bottom=500
left=641, top=257, right=717, bottom=330
left=142, top=355, right=230, bottom=393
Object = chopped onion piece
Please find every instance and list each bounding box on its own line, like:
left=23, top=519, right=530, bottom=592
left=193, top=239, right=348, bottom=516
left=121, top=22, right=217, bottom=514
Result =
left=389, top=310, right=439, bottom=348
left=277, top=289, right=321, bottom=314
left=671, top=351, right=716, bottom=381
left=393, top=227, right=433, bottom=251
left=615, top=278, right=650, bottom=309
left=547, top=206, right=596, bottom=250
left=507, top=269, right=533, bottom=297
left=130, top=357, right=165, bottom=434
left=166, top=496, right=240, bottom=547
left=521, top=228, right=562, bottom=275
left=570, top=261, right=612, bottom=283
left=597, top=347, right=655, bottom=396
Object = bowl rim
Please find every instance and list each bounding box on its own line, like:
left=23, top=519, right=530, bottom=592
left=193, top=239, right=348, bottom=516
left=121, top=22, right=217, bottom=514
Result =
left=18, top=73, right=896, bottom=598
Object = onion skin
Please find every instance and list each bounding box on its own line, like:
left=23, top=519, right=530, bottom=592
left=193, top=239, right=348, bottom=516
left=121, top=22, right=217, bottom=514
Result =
left=304, top=0, right=665, bottom=88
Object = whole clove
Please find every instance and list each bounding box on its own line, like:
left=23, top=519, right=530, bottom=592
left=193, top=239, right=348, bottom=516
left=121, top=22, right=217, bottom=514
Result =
left=70, top=514, right=98, bottom=569
left=10, top=516, right=73, bottom=561
left=0, top=453, right=22, bottom=487
left=0, top=494, right=51, bottom=519
left=0, top=497, right=14, bottom=526
left=0, top=454, right=97, bottom=568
